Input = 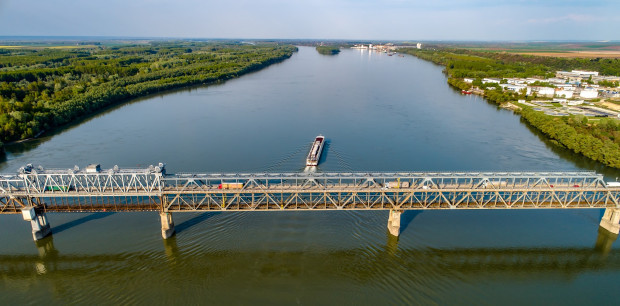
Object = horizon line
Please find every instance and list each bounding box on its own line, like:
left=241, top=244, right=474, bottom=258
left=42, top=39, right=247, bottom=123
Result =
left=0, top=36, right=619, bottom=44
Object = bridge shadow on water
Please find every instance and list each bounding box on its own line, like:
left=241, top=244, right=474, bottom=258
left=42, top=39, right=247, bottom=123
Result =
left=400, top=210, right=424, bottom=234
left=175, top=212, right=221, bottom=234
left=52, top=212, right=116, bottom=235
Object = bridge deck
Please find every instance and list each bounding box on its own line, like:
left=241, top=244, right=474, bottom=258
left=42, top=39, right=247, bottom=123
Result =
left=1, top=166, right=619, bottom=213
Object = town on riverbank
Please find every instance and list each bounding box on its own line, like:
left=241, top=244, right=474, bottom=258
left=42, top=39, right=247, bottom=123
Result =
left=398, top=45, right=620, bottom=168
left=469, top=70, right=620, bottom=118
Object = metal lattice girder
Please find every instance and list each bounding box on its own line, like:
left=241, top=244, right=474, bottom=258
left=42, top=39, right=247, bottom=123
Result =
left=160, top=189, right=620, bottom=211
left=1, top=166, right=619, bottom=213
left=0, top=167, right=163, bottom=197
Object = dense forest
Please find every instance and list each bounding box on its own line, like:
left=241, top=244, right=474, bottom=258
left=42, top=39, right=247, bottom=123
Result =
left=0, top=42, right=296, bottom=145
left=400, top=47, right=620, bottom=168
left=520, top=107, right=620, bottom=168
left=316, top=46, right=340, bottom=55
left=400, top=48, right=620, bottom=78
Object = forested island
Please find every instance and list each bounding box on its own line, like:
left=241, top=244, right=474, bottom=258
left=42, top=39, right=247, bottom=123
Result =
left=316, top=46, right=340, bottom=55
left=400, top=48, right=620, bottom=168
left=0, top=42, right=296, bottom=145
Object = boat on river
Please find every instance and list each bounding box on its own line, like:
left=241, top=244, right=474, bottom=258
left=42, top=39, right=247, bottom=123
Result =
left=306, top=135, right=325, bottom=166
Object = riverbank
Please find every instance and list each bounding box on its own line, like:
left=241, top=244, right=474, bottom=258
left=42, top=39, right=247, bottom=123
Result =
left=399, top=48, right=620, bottom=169
left=0, top=42, right=297, bottom=143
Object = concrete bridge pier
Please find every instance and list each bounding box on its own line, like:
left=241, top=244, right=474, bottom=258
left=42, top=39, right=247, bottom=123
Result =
left=21, top=206, right=52, bottom=241
left=387, top=209, right=402, bottom=237
left=160, top=211, right=175, bottom=239
left=599, top=208, right=620, bottom=235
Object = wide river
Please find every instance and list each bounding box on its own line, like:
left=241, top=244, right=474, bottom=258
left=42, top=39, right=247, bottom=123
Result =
left=1, top=47, right=620, bottom=304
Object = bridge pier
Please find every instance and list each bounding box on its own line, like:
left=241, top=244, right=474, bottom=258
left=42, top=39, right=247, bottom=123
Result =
left=21, top=206, right=52, bottom=241
left=599, top=208, right=620, bottom=235
left=387, top=209, right=402, bottom=237
left=160, top=212, right=175, bottom=239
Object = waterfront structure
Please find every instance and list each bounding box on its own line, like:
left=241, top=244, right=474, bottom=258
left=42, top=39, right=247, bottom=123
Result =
left=2, top=164, right=620, bottom=241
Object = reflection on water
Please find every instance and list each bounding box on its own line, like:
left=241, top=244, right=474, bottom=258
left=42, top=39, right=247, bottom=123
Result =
left=595, top=227, right=619, bottom=256
left=0, top=228, right=617, bottom=304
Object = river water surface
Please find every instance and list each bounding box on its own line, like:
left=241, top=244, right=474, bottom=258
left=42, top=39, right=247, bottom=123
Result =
left=1, top=47, right=620, bottom=304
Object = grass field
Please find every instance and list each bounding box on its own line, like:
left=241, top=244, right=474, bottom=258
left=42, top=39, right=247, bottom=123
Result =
left=517, top=51, right=620, bottom=58
left=447, top=42, right=620, bottom=59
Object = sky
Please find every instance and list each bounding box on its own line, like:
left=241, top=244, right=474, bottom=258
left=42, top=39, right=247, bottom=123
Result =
left=0, top=0, right=618, bottom=41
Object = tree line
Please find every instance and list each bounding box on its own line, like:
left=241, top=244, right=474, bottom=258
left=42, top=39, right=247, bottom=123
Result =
left=0, top=42, right=297, bottom=144
left=316, top=46, right=340, bottom=55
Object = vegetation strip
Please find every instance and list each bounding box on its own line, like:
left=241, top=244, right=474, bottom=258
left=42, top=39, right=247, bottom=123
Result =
left=0, top=42, right=297, bottom=144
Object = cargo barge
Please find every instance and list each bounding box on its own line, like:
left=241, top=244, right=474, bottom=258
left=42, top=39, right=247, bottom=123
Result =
left=306, top=135, right=325, bottom=167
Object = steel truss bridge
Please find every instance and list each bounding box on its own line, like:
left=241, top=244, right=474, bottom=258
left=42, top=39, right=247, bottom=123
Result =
left=1, top=166, right=619, bottom=212
left=1, top=164, right=620, bottom=239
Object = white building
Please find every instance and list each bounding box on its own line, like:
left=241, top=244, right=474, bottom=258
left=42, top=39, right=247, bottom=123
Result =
left=546, top=78, right=567, bottom=84
left=556, top=71, right=574, bottom=78
left=555, top=90, right=574, bottom=99
left=500, top=84, right=531, bottom=95
left=555, top=84, right=575, bottom=91
left=416, top=43, right=422, bottom=49
left=593, top=75, right=620, bottom=84
left=482, top=78, right=501, bottom=84
left=533, top=87, right=555, bottom=97
left=525, top=78, right=543, bottom=84
left=556, top=70, right=599, bottom=79
left=506, top=78, right=526, bottom=85
left=567, top=100, right=584, bottom=106
left=572, top=70, right=599, bottom=77
left=580, top=90, right=598, bottom=99
left=464, top=78, right=474, bottom=83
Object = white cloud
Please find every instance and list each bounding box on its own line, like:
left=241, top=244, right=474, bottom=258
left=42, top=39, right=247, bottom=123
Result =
left=527, top=14, right=598, bottom=24
left=0, top=0, right=618, bottom=40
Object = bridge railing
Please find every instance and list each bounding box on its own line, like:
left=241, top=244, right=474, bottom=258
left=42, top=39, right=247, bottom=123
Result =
left=0, top=169, right=610, bottom=195
left=160, top=171, right=607, bottom=191
left=1, top=166, right=618, bottom=213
